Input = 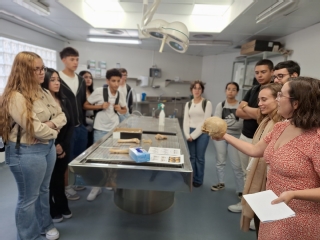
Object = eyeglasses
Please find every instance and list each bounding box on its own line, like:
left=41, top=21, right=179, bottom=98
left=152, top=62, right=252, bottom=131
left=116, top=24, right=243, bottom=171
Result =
left=272, top=74, right=290, bottom=81
left=34, top=66, right=47, bottom=74
left=277, top=92, right=294, bottom=99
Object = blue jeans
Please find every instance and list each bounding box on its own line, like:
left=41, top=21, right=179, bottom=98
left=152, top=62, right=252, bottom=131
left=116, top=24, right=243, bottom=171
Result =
left=5, top=140, right=56, bottom=240
left=94, top=129, right=109, bottom=143
left=70, top=124, right=88, bottom=162
left=187, top=128, right=209, bottom=185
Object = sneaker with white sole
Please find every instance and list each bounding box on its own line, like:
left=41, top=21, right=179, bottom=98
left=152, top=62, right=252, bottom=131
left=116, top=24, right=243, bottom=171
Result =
left=62, top=210, right=72, bottom=219
left=211, top=183, right=225, bottom=191
left=65, top=186, right=80, bottom=201
left=87, top=187, right=102, bottom=201
left=52, top=214, right=63, bottom=223
left=228, top=202, right=242, bottom=213
left=73, top=185, right=86, bottom=191
left=46, top=228, right=59, bottom=240
left=249, top=219, right=256, bottom=231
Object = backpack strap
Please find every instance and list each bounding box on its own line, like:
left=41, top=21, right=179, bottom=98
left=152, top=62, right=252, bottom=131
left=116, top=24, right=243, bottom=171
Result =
left=202, top=99, right=207, bottom=112
left=188, top=100, right=192, bottom=109
left=103, top=86, right=109, bottom=102
left=221, top=100, right=225, bottom=108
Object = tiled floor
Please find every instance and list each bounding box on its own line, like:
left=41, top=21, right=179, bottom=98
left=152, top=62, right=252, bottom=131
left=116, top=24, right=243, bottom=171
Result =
left=0, top=141, right=255, bottom=240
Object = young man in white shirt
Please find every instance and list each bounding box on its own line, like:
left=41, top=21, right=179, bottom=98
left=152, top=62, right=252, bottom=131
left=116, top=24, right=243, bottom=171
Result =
left=59, top=47, right=87, bottom=200
left=83, top=68, right=127, bottom=201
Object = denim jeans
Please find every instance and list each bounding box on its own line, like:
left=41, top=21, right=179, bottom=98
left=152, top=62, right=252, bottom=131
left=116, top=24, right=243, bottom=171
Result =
left=187, top=128, right=209, bottom=185
left=93, top=129, right=109, bottom=143
left=70, top=124, right=88, bottom=162
left=5, top=140, right=56, bottom=240
left=213, top=134, right=244, bottom=193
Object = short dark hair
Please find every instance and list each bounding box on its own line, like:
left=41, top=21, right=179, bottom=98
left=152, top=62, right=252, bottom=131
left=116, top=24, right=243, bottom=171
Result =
left=41, top=68, right=63, bottom=100
left=274, top=60, right=300, bottom=76
left=190, top=80, right=205, bottom=93
left=287, top=77, right=320, bottom=130
left=79, top=70, right=94, bottom=94
left=255, top=59, right=274, bottom=71
left=106, top=68, right=122, bottom=80
left=118, top=68, right=127, bottom=74
left=225, top=82, right=239, bottom=91
left=59, top=47, right=79, bottom=59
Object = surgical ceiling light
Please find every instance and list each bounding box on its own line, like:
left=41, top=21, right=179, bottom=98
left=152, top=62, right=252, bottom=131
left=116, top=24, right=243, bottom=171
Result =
left=87, top=37, right=141, bottom=44
left=138, top=0, right=189, bottom=53
left=12, top=0, right=50, bottom=16
left=256, top=0, right=300, bottom=24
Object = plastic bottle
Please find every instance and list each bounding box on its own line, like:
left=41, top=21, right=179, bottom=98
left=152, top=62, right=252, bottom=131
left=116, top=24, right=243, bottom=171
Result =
left=159, top=103, right=165, bottom=126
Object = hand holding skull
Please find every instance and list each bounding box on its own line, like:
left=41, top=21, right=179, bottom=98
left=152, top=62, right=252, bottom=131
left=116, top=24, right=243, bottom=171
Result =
left=201, top=117, right=227, bottom=140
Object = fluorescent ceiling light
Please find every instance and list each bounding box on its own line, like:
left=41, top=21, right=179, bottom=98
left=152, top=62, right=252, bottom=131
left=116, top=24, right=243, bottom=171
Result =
left=192, top=4, right=229, bottom=16
left=87, top=37, right=141, bottom=44
left=12, top=0, right=50, bottom=16
left=189, top=40, right=232, bottom=46
left=256, top=0, right=300, bottom=24
left=0, top=10, right=56, bottom=34
left=85, top=0, right=123, bottom=12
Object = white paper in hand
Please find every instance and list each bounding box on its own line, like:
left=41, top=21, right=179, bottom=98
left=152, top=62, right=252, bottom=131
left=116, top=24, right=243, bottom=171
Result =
left=243, top=190, right=295, bottom=223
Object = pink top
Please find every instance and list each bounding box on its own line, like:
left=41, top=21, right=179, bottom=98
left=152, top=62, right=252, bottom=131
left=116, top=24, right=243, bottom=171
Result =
left=258, top=121, right=320, bottom=240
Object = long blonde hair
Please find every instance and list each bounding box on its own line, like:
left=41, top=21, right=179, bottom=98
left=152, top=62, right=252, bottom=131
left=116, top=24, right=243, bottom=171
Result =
left=0, top=51, right=43, bottom=143
left=257, top=83, right=283, bottom=124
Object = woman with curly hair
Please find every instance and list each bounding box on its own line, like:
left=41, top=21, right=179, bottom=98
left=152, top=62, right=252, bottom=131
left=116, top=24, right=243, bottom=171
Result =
left=1, top=52, right=66, bottom=240
left=213, top=77, right=320, bottom=240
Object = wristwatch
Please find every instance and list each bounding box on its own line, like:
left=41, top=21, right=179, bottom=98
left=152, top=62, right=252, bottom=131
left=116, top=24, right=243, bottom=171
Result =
left=242, top=104, right=248, bottom=110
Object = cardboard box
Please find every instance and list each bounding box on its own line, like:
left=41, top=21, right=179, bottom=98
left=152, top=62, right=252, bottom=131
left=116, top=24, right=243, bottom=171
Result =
left=241, top=40, right=281, bottom=55
left=113, top=128, right=142, bottom=140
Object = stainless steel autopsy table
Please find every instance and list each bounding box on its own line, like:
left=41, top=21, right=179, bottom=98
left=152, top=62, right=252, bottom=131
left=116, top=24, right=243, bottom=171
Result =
left=68, top=116, right=192, bottom=214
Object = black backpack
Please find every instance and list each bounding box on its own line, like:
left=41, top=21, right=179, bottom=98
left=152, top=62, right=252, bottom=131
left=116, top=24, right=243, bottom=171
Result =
left=95, top=86, right=120, bottom=116
left=188, top=99, right=207, bottom=112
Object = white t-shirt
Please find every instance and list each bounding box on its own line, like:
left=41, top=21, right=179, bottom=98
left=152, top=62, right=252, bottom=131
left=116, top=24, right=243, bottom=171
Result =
left=87, top=87, right=126, bottom=131
left=118, top=84, right=128, bottom=108
left=59, top=71, right=79, bottom=96
left=183, top=99, right=212, bottom=140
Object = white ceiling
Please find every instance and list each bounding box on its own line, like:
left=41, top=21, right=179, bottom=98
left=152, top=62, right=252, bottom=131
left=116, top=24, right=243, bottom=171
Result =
left=0, top=0, right=320, bottom=56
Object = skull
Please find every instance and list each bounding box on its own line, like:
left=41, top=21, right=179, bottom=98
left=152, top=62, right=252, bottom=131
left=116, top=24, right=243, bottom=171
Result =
left=201, top=117, right=227, bottom=139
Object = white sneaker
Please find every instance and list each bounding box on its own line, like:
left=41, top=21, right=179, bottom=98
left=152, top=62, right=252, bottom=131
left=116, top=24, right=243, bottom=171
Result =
left=228, top=202, right=242, bottom=213
left=87, top=187, right=102, bottom=201
left=46, top=228, right=59, bottom=240
left=65, top=186, right=80, bottom=201
left=73, top=185, right=86, bottom=191
left=250, top=219, right=256, bottom=231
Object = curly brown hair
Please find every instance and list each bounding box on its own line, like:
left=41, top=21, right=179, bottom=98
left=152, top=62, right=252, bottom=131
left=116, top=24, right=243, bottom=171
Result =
left=190, top=80, right=205, bottom=93
left=257, top=83, right=284, bottom=124
left=287, top=77, right=320, bottom=130
left=0, top=52, right=42, bottom=143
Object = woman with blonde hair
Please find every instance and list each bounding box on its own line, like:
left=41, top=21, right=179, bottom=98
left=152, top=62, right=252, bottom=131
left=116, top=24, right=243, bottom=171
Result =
left=0, top=52, right=66, bottom=240
left=240, top=83, right=283, bottom=236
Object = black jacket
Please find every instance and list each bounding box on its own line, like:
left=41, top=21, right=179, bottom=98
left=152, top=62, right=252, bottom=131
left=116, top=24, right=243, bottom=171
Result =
left=60, top=74, right=86, bottom=126
left=55, top=95, right=74, bottom=157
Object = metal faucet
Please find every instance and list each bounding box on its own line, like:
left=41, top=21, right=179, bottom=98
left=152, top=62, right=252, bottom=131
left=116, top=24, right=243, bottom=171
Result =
left=158, top=93, right=164, bottom=102
left=152, top=107, right=160, bottom=118
left=172, top=108, right=178, bottom=118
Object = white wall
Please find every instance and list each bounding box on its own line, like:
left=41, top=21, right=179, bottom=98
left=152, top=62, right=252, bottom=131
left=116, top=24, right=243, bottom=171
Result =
left=0, top=20, right=65, bottom=70
left=201, top=52, right=239, bottom=108
left=277, top=22, right=320, bottom=78
left=67, top=41, right=203, bottom=97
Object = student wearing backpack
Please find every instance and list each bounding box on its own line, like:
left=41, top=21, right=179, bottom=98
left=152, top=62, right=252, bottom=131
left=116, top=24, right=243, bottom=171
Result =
left=183, top=80, right=212, bottom=187
left=83, top=68, right=127, bottom=200
left=1, top=52, right=66, bottom=240
left=211, top=82, right=244, bottom=198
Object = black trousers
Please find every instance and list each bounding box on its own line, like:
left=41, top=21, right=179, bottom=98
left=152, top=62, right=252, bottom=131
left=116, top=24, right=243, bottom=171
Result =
left=49, top=155, right=70, bottom=217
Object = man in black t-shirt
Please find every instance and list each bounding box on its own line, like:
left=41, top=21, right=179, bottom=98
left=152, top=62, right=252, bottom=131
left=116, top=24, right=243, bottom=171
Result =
left=228, top=59, right=273, bottom=214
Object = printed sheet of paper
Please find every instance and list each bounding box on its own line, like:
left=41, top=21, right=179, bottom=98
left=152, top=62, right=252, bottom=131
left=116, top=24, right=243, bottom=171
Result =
left=149, top=154, right=184, bottom=165
left=243, top=190, right=295, bottom=223
left=148, top=147, right=181, bottom=156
